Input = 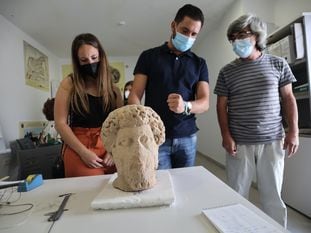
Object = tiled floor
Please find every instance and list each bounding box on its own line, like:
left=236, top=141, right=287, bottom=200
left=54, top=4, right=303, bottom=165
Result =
left=195, top=153, right=311, bottom=233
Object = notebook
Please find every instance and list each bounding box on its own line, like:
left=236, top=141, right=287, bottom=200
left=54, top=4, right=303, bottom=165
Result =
left=202, top=203, right=284, bottom=233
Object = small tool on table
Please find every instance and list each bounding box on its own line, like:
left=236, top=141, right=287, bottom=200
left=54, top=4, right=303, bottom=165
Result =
left=46, top=193, right=74, bottom=233
left=47, top=193, right=73, bottom=221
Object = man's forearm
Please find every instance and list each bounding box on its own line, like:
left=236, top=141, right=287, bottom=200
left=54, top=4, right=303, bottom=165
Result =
left=283, top=95, right=299, bottom=135
left=128, top=94, right=141, bottom=105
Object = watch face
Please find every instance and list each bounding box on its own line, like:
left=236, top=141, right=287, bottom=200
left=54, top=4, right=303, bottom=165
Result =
left=188, top=102, right=192, bottom=110
left=185, top=101, right=192, bottom=115
left=183, top=101, right=192, bottom=115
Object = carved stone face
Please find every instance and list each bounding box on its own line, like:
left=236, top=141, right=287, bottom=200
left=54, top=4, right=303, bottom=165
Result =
left=111, top=124, right=158, bottom=191
left=101, top=104, right=165, bottom=192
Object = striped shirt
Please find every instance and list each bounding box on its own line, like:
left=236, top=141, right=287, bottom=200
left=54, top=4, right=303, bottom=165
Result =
left=214, top=53, right=296, bottom=144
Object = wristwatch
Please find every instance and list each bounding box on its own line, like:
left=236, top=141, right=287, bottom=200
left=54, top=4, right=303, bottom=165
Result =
left=183, top=101, right=192, bottom=115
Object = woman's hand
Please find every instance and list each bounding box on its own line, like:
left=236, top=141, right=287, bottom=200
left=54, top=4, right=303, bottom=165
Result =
left=103, top=152, right=115, bottom=167
left=80, top=150, right=103, bottom=168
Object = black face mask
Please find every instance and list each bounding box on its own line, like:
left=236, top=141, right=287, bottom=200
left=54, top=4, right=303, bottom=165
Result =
left=80, top=62, right=99, bottom=79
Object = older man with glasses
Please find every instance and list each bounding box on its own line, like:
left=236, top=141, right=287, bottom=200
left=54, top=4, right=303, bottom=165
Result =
left=214, top=14, right=299, bottom=228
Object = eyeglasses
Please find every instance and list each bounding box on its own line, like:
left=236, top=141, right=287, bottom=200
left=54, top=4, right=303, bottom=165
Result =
left=229, top=31, right=253, bottom=42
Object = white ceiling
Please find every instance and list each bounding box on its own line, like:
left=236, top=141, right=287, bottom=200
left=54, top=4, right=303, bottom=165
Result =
left=0, top=0, right=235, bottom=58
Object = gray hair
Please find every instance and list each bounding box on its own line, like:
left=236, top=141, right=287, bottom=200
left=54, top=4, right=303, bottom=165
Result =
left=227, top=14, right=267, bottom=51
left=101, top=105, right=165, bottom=153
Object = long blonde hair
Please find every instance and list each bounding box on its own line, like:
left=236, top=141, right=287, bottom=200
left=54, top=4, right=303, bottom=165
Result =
left=70, top=33, right=117, bottom=115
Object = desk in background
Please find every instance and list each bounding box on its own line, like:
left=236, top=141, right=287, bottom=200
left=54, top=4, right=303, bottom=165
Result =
left=0, top=166, right=287, bottom=233
left=9, top=142, right=62, bottom=179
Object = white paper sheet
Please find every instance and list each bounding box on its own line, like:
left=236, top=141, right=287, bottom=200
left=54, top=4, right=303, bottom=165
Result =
left=202, top=203, right=283, bottom=233
left=91, top=170, right=175, bottom=210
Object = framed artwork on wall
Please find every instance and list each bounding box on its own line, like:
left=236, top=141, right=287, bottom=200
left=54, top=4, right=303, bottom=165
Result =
left=61, top=64, right=73, bottom=79
left=23, top=41, right=49, bottom=92
left=110, top=61, right=125, bottom=93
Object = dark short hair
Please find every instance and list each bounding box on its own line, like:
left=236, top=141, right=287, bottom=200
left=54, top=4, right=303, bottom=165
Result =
left=42, top=98, right=55, bottom=121
left=174, top=4, right=204, bottom=27
left=124, top=80, right=133, bottom=89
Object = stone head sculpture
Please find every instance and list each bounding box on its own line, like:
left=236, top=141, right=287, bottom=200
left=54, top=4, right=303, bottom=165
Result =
left=101, top=105, right=165, bottom=192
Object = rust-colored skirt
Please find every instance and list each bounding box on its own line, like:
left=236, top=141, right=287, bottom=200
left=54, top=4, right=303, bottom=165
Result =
left=63, top=127, right=116, bottom=177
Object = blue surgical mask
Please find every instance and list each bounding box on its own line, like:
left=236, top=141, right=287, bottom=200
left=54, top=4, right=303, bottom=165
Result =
left=172, top=32, right=195, bottom=52
left=124, top=90, right=130, bottom=99
left=232, top=38, right=254, bottom=58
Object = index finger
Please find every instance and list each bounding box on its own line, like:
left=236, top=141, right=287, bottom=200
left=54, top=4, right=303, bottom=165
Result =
left=287, top=144, right=298, bottom=157
left=168, top=93, right=180, bottom=99
left=93, top=161, right=103, bottom=168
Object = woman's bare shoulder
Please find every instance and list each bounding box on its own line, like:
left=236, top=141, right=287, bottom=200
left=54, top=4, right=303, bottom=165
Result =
left=59, top=75, right=73, bottom=91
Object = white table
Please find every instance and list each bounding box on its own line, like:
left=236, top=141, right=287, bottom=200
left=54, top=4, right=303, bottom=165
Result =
left=0, top=166, right=287, bottom=233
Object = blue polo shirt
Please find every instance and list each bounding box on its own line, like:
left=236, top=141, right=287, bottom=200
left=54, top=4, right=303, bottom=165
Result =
left=134, top=42, right=209, bottom=138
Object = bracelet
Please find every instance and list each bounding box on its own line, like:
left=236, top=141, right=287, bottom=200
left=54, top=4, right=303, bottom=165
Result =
left=183, top=101, right=192, bottom=115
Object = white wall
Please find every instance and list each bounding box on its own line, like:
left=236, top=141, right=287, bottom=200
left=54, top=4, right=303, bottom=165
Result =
left=194, top=0, right=243, bottom=165
left=0, top=14, right=59, bottom=147
left=195, top=0, right=311, bottom=165
left=273, top=0, right=311, bottom=28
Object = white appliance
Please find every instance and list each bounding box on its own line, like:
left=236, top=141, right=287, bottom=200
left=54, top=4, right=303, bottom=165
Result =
left=282, top=136, right=311, bottom=217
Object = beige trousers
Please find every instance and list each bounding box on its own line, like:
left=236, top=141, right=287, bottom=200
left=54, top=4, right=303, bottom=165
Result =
left=226, top=140, right=287, bottom=227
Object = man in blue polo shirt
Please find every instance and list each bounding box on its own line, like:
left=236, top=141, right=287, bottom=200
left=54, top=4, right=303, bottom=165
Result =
left=128, top=4, right=210, bottom=169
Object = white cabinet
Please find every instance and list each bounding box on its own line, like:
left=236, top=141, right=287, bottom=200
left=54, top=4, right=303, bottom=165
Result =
left=282, top=137, right=311, bottom=217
